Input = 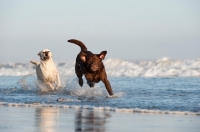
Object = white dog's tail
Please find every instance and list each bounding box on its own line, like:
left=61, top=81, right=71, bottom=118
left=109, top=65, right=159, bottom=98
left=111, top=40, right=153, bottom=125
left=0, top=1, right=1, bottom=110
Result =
left=30, top=60, right=39, bottom=65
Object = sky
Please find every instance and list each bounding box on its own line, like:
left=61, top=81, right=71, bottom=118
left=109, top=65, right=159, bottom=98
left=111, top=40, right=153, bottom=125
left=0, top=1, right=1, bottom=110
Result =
left=0, top=0, right=200, bottom=63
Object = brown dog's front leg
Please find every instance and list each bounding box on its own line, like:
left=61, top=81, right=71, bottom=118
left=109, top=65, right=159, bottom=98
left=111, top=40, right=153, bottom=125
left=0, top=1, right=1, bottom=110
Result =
left=101, top=78, right=114, bottom=96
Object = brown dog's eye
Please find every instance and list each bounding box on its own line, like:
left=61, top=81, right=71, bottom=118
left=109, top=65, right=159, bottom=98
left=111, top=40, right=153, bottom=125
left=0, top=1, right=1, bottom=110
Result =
left=88, top=59, right=92, bottom=64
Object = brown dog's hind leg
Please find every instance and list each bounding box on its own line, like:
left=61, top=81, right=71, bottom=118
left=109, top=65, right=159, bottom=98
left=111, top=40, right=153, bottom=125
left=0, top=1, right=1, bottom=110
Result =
left=75, top=62, right=83, bottom=87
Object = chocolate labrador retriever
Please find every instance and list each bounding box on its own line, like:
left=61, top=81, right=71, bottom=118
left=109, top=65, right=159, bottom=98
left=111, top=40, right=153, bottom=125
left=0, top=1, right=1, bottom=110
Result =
left=68, top=39, right=114, bottom=96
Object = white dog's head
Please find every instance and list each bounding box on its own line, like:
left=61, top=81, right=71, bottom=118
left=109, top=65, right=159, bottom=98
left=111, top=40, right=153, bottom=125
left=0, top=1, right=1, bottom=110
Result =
left=38, top=49, right=53, bottom=61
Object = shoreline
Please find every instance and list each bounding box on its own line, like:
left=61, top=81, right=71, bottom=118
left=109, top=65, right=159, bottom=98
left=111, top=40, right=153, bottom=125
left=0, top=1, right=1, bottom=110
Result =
left=0, top=101, right=199, bottom=116
left=0, top=105, right=200, bottom=132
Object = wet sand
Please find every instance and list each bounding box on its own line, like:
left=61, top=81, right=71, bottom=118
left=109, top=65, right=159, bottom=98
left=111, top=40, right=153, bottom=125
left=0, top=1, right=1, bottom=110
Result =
left=0, top=105, right=199, bottom=132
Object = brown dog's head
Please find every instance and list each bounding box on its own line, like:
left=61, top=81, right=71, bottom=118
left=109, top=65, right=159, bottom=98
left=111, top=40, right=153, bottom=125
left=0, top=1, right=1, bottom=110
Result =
left=80, top=51, right=107, bottom=72
left=38, top=49, right=53, bottom=61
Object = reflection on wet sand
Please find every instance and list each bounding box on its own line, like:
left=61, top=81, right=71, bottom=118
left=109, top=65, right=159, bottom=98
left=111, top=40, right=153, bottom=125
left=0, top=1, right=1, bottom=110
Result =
left=75, top=109, right=111, bottom=132
left=35, top=107, right=59, bottom=132
left=34, top=107, right=111, bottom=132
left=1, top=106, right=200, bottom=132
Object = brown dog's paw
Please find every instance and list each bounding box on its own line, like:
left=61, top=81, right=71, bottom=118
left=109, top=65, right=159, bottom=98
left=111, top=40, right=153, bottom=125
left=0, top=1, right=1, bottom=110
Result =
left=78, top=77, right=83, bottom=87
left=107, top=95, right=118, bottom=98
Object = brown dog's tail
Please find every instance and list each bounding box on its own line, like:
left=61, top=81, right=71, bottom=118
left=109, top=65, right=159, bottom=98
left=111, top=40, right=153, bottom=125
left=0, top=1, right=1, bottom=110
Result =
left=68, top=39, right=87, bottom=51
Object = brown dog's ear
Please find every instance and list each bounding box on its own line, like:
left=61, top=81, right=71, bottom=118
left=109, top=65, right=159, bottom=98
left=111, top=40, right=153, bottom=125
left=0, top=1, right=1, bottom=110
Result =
left=98, top=51, right=107, bottom=60
left=80, top=52, right=87, bottom=62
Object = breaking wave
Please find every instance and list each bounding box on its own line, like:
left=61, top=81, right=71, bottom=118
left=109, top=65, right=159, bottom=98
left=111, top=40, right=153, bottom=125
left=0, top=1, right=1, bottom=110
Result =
left=0, top=58, right=200, bottom=77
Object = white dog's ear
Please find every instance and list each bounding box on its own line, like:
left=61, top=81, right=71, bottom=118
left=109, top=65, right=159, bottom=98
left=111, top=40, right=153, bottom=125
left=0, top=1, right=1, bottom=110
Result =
left=49, top=52, right=53, bottom=57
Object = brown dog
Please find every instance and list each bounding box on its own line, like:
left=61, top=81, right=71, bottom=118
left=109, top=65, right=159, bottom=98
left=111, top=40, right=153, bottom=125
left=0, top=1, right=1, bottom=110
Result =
left=68, top=39, right=114, bottom=96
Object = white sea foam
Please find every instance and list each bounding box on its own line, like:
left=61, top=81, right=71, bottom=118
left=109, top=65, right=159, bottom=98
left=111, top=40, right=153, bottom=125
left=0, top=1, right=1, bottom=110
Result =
left=0, top=58, right=200, bottom=77
left=0, top=102, right=199, bottom=116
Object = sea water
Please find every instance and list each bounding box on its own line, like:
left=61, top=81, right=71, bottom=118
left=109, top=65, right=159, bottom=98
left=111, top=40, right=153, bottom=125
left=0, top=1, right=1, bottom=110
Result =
left=0, top=58, right=200, bottom=115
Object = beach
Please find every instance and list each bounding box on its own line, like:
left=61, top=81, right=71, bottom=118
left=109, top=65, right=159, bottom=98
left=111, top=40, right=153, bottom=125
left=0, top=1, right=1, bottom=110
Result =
left=0, top=105, right=199, bottom=132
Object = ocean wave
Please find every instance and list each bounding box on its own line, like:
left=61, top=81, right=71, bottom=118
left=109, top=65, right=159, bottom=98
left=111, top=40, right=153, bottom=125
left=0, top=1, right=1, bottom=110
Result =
left=0, top=58, right=200, bottom=77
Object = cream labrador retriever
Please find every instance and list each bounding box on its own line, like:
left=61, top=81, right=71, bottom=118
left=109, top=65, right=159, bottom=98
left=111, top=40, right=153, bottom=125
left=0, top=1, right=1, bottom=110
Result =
left=30, top=49, right=61, bottom=91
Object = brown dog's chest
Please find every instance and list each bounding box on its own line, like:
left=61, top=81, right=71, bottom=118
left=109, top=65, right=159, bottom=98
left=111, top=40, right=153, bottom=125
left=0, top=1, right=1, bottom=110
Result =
left=84, top=72, right=102, bottom=83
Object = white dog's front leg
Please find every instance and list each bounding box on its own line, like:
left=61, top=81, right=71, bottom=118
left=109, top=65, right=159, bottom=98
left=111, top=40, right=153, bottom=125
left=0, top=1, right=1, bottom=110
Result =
left=55, top=74, right=61, bottom=90
left=46, top=82, right=55, bottom=91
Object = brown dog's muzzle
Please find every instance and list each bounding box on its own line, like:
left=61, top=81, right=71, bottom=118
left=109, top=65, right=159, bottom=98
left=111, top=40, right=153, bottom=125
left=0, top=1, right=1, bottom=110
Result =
left=90, top=63, right=99, bottom=71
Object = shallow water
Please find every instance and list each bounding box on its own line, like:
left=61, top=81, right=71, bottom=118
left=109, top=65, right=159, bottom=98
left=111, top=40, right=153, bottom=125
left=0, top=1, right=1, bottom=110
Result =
left=0, top=75, right=199, bottom=115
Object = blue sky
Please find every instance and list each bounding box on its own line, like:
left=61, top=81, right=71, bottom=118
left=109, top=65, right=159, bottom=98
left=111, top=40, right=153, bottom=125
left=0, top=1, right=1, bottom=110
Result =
left=0, top=0, right=200, bottom=62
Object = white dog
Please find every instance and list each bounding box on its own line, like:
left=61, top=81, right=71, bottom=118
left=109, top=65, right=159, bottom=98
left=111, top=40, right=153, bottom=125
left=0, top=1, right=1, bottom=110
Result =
left=30, top=49, right=61, bottom=91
